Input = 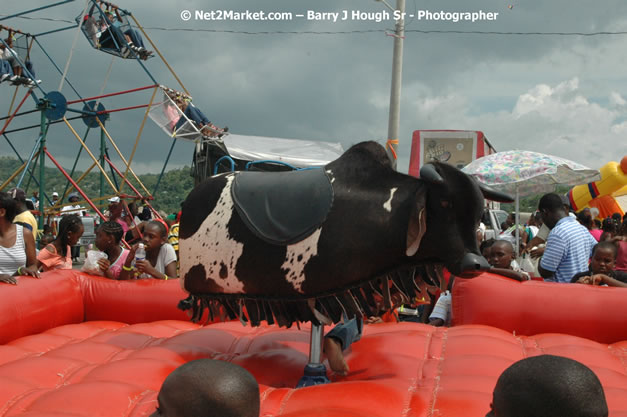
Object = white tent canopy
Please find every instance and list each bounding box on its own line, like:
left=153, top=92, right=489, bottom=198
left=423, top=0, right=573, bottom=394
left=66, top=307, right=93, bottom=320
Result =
left=222, top=134, right=344, bottom=168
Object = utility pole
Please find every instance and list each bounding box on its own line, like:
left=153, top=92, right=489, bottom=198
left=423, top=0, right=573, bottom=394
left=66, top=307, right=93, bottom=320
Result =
left=380, top=0, right=406, bottom=170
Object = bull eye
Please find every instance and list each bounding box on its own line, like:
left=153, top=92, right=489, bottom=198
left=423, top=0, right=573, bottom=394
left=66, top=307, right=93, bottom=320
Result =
left=440, top=200, right=451, bottom=208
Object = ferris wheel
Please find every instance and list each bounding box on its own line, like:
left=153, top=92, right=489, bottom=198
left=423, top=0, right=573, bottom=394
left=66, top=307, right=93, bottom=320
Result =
left=1, top=0, right=228, bottom=240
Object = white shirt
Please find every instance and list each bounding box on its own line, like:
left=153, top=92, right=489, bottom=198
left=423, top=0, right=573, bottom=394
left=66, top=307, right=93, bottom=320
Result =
left=1, top=46, right=16, bottom=61
left=528, top=225, right=539, bottom=238
left=0, top=224, right=26, bottom=275
left=138, top=243, right=177, bottom=279
left=61, top=204, right=83, bottom=215
left=429, top=291, right=452, bottom=326
left=477, top=222, right=486, bottom=240
left=132, top=216, right=142, bottom=228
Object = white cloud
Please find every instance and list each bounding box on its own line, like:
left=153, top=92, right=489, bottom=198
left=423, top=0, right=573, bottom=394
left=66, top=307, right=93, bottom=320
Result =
left=405, top=78, right=627, bottom=170
left=609, top=91, right=626, bottom=107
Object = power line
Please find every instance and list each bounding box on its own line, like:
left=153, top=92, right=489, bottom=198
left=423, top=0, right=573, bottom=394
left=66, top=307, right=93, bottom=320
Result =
left=143, top=27, right=384, bottom=35
left=405, top=29, right=627, bottom=36
left=3, top=14, right=627, bottom=37
left=0, top=14, right=74, bottom=25
left=124, top=27, right=627, bottom=37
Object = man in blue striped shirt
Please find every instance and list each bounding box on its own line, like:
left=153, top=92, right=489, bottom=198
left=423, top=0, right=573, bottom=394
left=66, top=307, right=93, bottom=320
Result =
left=538, top=193, right=597, bottom=283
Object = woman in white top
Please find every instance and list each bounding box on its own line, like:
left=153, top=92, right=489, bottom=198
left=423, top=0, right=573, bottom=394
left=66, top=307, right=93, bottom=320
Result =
left=0, top=192, right=39, bottom=284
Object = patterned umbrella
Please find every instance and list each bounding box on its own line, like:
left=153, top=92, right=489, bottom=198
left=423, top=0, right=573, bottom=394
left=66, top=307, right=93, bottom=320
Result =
left=462, top=150, right=601, bottom=255
left=462, top=150, right=601, bottom=197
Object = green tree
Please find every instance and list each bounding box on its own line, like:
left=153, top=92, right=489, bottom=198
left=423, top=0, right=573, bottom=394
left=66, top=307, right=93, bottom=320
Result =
left=0, top=156, right=194, bottom=215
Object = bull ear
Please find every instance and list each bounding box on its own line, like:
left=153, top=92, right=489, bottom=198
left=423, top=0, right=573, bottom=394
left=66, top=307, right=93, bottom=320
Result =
left=475, top=180, right=514, bottom=203
left=406, top=206, right=426, bottom=257
left=419, top=164, right=444, bottom=185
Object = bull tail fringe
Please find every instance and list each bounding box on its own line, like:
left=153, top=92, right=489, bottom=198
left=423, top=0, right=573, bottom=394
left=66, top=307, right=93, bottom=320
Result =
left=177, top=265, right=443, bottom=328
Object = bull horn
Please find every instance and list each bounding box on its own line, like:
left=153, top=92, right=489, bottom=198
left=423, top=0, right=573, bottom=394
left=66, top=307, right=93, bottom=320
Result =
left=476, top=181, right=514, bottom=203
left=419, top=164, right=444, bottom=185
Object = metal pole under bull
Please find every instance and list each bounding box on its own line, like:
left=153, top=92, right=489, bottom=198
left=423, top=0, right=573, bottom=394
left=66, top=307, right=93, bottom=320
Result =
left=384, top=0, right=405, bottom=170
left=297, top=323, right=329, bottom=387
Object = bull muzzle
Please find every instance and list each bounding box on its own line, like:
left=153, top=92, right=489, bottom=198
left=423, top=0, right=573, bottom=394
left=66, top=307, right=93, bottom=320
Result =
left=456, top=252, right=491, bottom=278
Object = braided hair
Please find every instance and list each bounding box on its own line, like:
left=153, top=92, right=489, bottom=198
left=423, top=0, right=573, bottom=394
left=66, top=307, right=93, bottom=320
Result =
left=601, top=217, right=618, bottom=234
left=56, top=214, right=83, bottom=257
left=97, top=220, right=124, bottom=243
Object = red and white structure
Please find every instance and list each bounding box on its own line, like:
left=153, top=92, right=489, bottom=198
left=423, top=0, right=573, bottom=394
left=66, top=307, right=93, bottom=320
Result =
left=408, top=130, right=496, bottom=178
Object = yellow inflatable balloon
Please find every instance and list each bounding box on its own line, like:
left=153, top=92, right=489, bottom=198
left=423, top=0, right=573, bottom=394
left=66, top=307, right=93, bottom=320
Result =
left=568, top=156, right=627, bottom=217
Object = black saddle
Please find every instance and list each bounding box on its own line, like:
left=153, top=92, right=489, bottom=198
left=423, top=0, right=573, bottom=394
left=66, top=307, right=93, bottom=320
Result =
left=231, top=168, right=334, bottom=245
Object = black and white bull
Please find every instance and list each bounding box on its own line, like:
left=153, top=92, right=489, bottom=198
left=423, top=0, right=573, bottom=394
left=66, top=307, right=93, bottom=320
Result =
left=178, top=141, right=512, bottom=327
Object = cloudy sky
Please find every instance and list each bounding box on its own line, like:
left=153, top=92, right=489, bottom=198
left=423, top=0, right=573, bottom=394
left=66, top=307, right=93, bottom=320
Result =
left=2, top=0, right=627, bottom=179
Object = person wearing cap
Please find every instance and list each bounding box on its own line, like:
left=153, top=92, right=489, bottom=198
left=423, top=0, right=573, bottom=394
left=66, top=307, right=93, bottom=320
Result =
left=10, top=188, right=38, bottom=239
left=61, top=193, right=83, bottom=215
left=51, top=192, right=60, bottom=205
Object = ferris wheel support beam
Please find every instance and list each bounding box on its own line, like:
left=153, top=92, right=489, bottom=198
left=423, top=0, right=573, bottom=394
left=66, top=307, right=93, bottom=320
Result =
left=37, top=111, right=49, bottom=233
left=0, top=150, right=39, bottom=192
left=34, top=25, right=79, bottom=38
left=34, top=38, right=83, bottom=100
left=0, top=1, right=75, bottom=22
left=104, top=157, right=161, bottom=221
left=99, top=129, right=107, bottom=203
left=2, top=134, right=50, bottom=206
left=152, top=139, right=176, bottom=197
left=62, top=116, right=118, bottom=192
left=0, top=90, right=31, bottom=136
left=95, top=118, right=151, bottom=197
left=129, top=14, right=190, bottom=96
left=1, top=116, right=82, bottom=135
left=118, top=86, right=158, bottom=196
left=66, top=84, right=159, bottom=105
left=44, top=148, right=107, bottom=222
left=60, top=125, right=92, bottom=204
left=16, top=134, right=44, bottom=189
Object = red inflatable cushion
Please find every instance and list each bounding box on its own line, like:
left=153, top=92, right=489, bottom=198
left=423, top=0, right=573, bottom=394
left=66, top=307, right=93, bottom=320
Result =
left=0, top=271, right=191, bottom=344
left=0, top=322, right=625, bottom=417
left=452, top=272, right=627, bottom=343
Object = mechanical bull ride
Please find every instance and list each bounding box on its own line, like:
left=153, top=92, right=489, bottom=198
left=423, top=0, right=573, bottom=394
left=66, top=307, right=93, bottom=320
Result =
left=178, top=141, right=513, bottom=384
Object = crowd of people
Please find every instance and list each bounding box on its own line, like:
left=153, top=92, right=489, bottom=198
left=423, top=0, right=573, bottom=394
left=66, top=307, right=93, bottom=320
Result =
left=0, top=188, right=182, bottom=283
left=426, top=192, right=627, bottom=329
